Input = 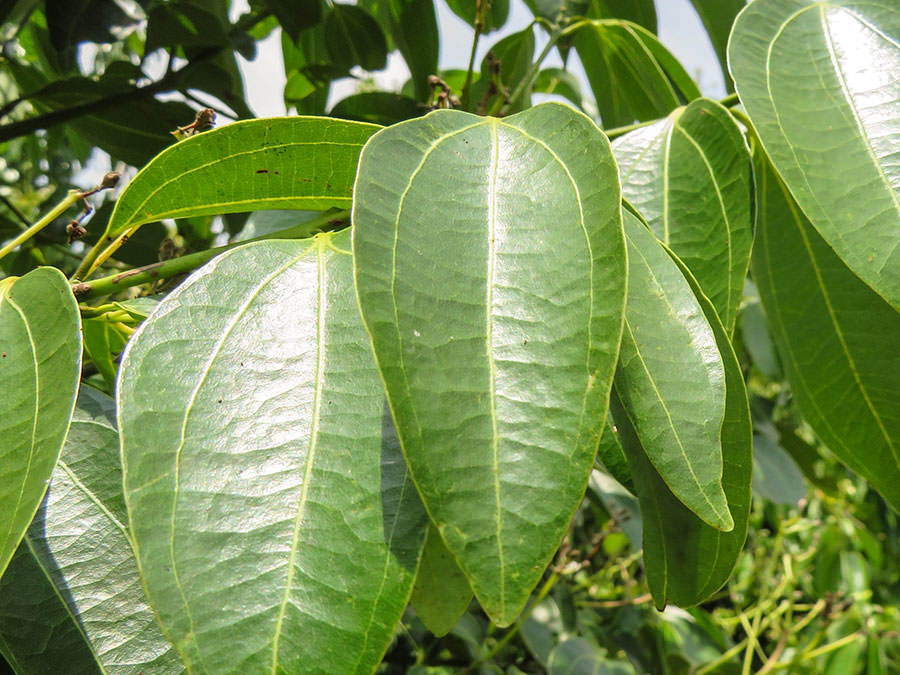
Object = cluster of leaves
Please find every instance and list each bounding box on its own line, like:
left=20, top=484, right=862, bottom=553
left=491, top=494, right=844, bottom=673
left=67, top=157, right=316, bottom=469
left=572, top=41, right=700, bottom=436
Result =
left=0, top=0, right=898, bottom=673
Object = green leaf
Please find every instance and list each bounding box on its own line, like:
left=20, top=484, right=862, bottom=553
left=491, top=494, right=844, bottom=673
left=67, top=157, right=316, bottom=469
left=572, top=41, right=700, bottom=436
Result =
left=595, top=416, right=634, bottom=493
left=750, top=151, right=900, bottom=512
left=473, top=27, right=536, bottom=114
left=82, top=318, right=128, bottom=391
left=686, top=0, right=743, bottom=91
left=103, top=117, right=378, bottom=238
left=574, top=20, right=700, bottom=128
left=588, top=0, right=658, bottom=33
left=265, top=0, right=322, bottom=40
left=613, top=99, right=753, bottom=332
left=331, top=92, right=424, bottom=126
left=353, top=102, right=626, bottom=625
left=547, top=638, right=637, bottom=674
left=0, top=388, right=181, bottom=674
left=370, top=0, right=439, bottom=101
left=729, top=0, right=900, bottom=309
left=614, top=212, right=732, bottom=530
left=752, top=432, right=806, bottom=506
left=533, top=68, right=584, bottom=108
left=589, top=471, right=642, bottom=548
left=446, top=0, right=510, bottom=32
left=0, top=267, right=81, bottom=580
left=410, top=525, right=472, bottom=637
left=113, top=296, right=162, bottom=322
left=324, top=4, right=388, bottom=72
left=118, top=230, right=427, bottom=672
left=612, top=235, right=751, bottom=607
left=522, top=0, right=588, bottom=25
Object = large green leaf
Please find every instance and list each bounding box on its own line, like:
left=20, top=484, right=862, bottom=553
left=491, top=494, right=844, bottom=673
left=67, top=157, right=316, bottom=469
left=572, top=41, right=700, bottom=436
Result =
left=373, top=0, right=439, bottom=102
left=751, top=152, right=900, bottom=512
left=0, top=267, right=81, bottom=580
left=687, top=0, right=744, bottom=91
left=613, top=98, right=753, bottom=332
left=103, top=117, right=379, bottom=238
left=323, top=4, right=388, bottom=72
left=612, top=233, right=751, bottom=607
left=588, top=0, right=657, bottom=33
left=410, top=525, right=473, bottom=637
left=353, top=102, right=626, bottom=625
left=118, top=230, right=427, bottom=672
left=0, top=387, right=181, bottom=674
left=729, top=0, right=900, bottom=309
left=614, top=213, right=731, bottom=531
left=573, top=20, right=700, bottom=128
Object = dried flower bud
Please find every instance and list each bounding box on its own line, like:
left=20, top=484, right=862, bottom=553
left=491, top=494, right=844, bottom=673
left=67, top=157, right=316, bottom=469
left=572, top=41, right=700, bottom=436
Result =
left=100, top=171, right=120, bottom=190
left=195, top=108, right=216, bottom=131
left=66, top=221, right=87, bottom=244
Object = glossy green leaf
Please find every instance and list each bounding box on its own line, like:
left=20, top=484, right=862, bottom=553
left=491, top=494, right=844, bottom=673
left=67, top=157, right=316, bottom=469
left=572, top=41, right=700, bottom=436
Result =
left=0, top=267, right=81, bottom=580
left=612, top=237, right=751, bottom=607
left=103, top=117, right=378, bottom=238
left=752, top=432, right=806, bottom=506
left=729, top=0, right=900, bottom=309
left=548, top=638, right=637, bottom=674
left=118, top=230, right=427, bottom=672
left=573, top=20, right=700, bottom=128
left=331, top=92, right=424, bottom=126
left=446, top=0, right=509, bottom=32
left=687, top=0, right=743, bottom=90
left=324, top=4, right=388, bottom=72
left=614, top=213, right=731, bottom=530
left=0, top=387, right=181, bottom=674
left=613, top=99, right=753, bottom=332
left=353, top=102, right=626, bottom=625
left=410, top=525, right=472, bottom=637
left=750, top=152, right=900, bottom=512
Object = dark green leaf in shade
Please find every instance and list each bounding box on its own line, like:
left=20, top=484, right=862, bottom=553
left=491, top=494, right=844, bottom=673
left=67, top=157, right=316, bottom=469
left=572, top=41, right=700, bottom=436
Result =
left=472, top=27, right=535, bottom=114
left=324, top=4, right=388, bottom=72
left=739, top=289, right=781, bottom=379
left=522, top=0, right=588, bottom=25
left=144, top=1, right=229, bottom=53
left=750, top=152, right=900, bottom=512
left=611, top=235, right=751, bottom=608
left=547, top=638, right=637, bottom=674
left=265, top=0, right=322, bottom=40
left=595, top=416, right=634, bottom=493
left=446, top=0, right=510, bottom=32
left=686, top=0, right=743, bottom=91
left=331, top=92, right=425, bottom=126
left=587, top=0, right=658, bottom=33
left=353, top=102, right=626, bottom=626
left=0, top=267, right=81, bottom=580
left=729, top=0, right=900, bottom=309
left=410, top=525, right=473, bottom=637
left=589, top=471, right=642, bottom=548
left=573, top=20, right=700, bottom=128
left=613, top=99, right=753, bottom=332
left=103, top=117, right=379, bottom=238
left=0, top=388, right=181, bottom=674
left=752, top=432, right=806, bottom=506
left=614, top=213, right=731, bottom=530
left=281, top=24, right=333, bottom=114
left=118, top=231, right=427, bottom=672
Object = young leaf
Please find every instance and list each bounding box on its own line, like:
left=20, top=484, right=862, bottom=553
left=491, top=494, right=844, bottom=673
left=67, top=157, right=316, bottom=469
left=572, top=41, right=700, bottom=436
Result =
left=612, top=234, right=751, bottom=607
left=751, top=152, right=900, bottom=513
left=353, top=102, right=626, bottom=626
left=0, top=387, right=180, bottom=673
left=0, top=267, right=81, bottom=580
left=118, top=231, right=427, bottom=672
left=411, top=525, right=473, bottom=637
left=613, top=99, right=753, bottom=332
left=573, top=20, right=700, bottom=128
left=82, top=318, right=128, bottom=390
left=729, top=0, right=900, bottom=309
left=103, top=117, right=379, bottom=238
left=614, top=212, right=732, bottom=531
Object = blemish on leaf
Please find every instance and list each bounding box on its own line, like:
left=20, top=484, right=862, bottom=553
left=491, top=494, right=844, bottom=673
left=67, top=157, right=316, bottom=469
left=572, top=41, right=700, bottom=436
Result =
left=255, top=169, right=268, bottom=174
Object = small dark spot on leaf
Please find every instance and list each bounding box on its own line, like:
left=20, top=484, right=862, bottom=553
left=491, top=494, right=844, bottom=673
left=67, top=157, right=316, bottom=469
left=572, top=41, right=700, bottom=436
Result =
left=523, top=338, right=527, bottom=345
left=274, top=171, right=280, bottom=175
left=1, top=352, right=5, bottom=358
left=217, top=399, right=222, bottom=404
left=256, top=169, right=268, bottom=174
left=300, top=177, right=312, bottom=183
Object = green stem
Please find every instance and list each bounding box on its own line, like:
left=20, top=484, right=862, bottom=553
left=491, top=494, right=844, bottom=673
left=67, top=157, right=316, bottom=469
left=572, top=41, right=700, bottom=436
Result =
left=71, top=210, right=349, bottom=300
left=461, top=0, right=488, bottom=111
left=720, top=92, right=740, bottom=108
left=499, top=25, right=562, bottom=116
left=0, top=189, right=81, bottom=262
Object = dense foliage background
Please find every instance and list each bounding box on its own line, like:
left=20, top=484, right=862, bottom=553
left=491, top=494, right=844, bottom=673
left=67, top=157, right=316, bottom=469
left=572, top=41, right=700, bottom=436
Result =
left=0, top=0, right=898, bottom=673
